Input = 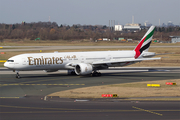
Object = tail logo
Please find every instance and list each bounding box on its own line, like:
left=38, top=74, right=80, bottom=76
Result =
left=134, top=26, right=155, bottom=59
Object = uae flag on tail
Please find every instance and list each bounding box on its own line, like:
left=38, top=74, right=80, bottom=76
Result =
left=134, top=26, right=155, bottom=59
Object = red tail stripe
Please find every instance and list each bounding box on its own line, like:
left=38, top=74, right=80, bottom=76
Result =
left=134, top=36, right=146, bottom=59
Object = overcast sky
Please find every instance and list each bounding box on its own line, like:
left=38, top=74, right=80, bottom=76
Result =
left=0, top=0, right=179, bottom=26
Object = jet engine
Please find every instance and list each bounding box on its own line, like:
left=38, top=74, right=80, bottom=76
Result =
left=75, top=63, right=93, bottom=75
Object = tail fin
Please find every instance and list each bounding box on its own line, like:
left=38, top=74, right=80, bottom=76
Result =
left=134, top=26, right=155, bottom=59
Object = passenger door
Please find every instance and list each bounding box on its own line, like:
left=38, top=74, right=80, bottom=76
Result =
left=22, top=58, right=27, bottom=65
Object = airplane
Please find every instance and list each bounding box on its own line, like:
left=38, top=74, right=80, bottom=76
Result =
left=4, top=26, right=160, bottom=78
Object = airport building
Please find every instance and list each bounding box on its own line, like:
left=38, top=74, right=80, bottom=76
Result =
left=114, top=16, right=146, bottom=32
left=114, top=25, right=123, bottom=31
left=170, top=36, right=180, bottom=43
left=123, top=23, right=141, bottom=32
left=114, top=23, right=142, bottom=32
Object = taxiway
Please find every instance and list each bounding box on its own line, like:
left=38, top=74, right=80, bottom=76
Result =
left=0, top=68, right=180, bottom=120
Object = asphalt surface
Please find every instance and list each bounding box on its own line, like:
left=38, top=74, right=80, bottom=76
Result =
left=0, top=68, right=180, bottom=120
left=0, top=68, right=180, bottom=97
left=0, top=97, right=180, bottom=120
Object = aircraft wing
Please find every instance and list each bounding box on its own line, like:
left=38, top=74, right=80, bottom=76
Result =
left=92, top=57, right=161, bottom=65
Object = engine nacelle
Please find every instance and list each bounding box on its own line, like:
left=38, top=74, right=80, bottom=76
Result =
left=75, top=63, right=93, bottom=75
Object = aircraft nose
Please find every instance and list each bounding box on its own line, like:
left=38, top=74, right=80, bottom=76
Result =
left=4, top=61, right=14, bottom=69
left=4, top=62, right=8, bottom=68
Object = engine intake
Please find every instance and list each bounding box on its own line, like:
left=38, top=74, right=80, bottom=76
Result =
left=75, top=63, right=93, bottom=75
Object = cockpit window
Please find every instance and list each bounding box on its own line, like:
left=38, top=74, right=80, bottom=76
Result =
left=7, top=60, right=14, bottom=62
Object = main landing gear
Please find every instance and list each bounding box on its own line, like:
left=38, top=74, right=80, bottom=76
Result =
left=68, top=70, right=76, bottom=75
left=91, top=71, right=101, bottom=77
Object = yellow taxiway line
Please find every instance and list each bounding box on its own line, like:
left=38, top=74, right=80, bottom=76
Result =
left=0, top=84, right=85, bottom=86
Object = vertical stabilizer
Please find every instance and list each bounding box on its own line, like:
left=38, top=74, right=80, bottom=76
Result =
left=134, top=26, right=155, bottom=59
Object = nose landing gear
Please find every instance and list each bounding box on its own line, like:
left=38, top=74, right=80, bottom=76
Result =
left=14, top=71, right=20, bottom=79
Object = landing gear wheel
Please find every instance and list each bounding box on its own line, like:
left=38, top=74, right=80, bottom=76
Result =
left=68, top=70, right=76, bottom=75
left=71, top=71, right=76, bottom=75
left=16, top=72, right=20, bottom=79
left=91, top=71, right=101, bottom=77
left=97, top=72, right=101, bottom=76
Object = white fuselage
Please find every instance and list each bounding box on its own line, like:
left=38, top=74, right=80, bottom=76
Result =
left=4, top=26, right=159, bottom=76
left=4, top=50, right=135, bottom=71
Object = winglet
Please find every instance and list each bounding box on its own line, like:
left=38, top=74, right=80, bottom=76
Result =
left=134, top=26, right=155, bottom=59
